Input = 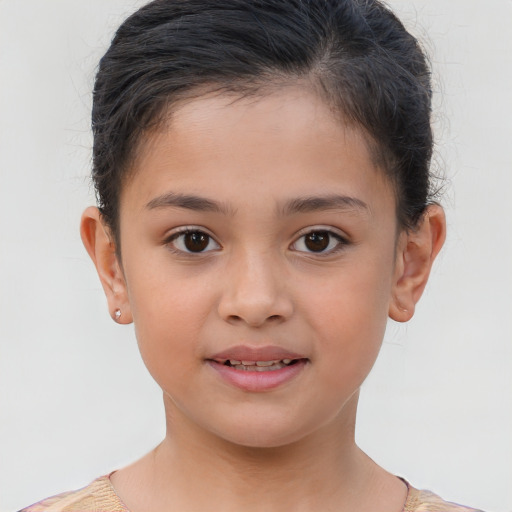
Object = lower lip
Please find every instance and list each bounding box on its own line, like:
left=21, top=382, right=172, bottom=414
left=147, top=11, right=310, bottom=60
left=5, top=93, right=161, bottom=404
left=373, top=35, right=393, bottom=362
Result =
left=207, top=360, right=308, bottom=392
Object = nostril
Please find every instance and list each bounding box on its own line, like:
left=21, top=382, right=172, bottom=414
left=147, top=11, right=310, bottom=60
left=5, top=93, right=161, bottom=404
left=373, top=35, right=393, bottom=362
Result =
left=226, top=313, right=283, bottom=327
left=219, top=293, right=293, bottom=327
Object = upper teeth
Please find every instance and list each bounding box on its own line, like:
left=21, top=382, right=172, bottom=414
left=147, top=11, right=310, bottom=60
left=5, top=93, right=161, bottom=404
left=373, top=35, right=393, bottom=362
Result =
left=229, top=359, right=293, bottom=366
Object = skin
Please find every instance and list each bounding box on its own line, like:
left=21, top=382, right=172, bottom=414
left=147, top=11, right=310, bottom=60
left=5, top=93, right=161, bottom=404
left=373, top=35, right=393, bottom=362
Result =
left=81, top=87, right=445, bottom=512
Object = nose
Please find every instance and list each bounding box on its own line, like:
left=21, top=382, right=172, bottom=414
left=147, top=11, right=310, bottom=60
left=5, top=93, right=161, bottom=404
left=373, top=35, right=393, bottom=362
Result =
left=217, top=250, right=294, bottom=327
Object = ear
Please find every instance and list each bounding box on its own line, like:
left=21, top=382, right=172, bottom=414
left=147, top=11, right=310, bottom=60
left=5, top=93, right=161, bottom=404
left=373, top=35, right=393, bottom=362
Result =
left=80, top=206, right=133, bottom=324
left=389, top=204, right=446, bottom=322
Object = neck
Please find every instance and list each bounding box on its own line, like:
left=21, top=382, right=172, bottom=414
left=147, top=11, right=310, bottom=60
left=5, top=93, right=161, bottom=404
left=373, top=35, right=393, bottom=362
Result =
left=111, top=391, right=407, bottom=512
left=159, top=393, right=361, bottom=503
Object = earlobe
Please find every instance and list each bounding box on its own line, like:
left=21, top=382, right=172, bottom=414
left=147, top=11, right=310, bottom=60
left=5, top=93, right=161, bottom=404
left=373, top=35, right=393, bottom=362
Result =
left=80, top=206, right=133, bottom=324
left=389, top=204, right=446, bottom=323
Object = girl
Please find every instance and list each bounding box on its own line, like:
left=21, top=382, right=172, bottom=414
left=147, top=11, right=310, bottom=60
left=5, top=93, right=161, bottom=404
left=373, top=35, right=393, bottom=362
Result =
left=11, top=0, right=501, bottom=510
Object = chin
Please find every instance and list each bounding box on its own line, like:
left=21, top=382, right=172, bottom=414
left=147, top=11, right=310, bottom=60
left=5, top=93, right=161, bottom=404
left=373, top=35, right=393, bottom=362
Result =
left=207, top=413, right=317, bottom=450
left=222, top=432, right=306, bottom=451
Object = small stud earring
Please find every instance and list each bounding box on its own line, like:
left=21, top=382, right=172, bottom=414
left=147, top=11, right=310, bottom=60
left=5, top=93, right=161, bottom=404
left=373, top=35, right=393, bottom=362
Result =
left=114, top=309, right=122, bottom=321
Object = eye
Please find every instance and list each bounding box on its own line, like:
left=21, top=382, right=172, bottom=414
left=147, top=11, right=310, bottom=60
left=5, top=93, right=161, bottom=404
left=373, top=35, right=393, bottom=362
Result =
left=291, top=229, right=347, bottom=254
left=167, top=229, right=220, bottom=254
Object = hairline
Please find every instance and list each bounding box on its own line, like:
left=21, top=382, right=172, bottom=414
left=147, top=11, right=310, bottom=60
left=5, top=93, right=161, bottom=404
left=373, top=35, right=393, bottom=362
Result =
left=109, top=79, right=406, bottom=254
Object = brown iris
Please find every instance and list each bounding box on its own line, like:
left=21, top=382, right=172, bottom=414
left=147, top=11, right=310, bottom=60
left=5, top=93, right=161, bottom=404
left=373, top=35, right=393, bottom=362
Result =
left=184, top=231, right=210, bottom=252
left=304, top=231, right=330, bottom=252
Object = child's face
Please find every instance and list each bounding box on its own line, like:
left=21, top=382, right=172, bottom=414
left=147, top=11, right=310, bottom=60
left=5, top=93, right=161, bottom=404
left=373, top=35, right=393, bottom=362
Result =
left=116, top=87, right=402, bottom=447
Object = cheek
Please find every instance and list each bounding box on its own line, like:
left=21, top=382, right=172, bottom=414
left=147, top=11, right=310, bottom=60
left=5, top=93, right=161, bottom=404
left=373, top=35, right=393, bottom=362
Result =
left=125, top=247, right=214, bottom=328
left=303, top=259, right=394, bottom=381
left=123, top=259, right=216, bottom=389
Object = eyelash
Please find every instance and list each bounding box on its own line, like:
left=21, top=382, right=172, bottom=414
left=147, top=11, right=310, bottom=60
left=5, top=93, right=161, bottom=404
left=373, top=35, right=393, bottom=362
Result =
left=165, top=227, right=220, bottom=255
left=290, top=228, right=349, bottom=256
left=164, top=227, right=349, bottom=256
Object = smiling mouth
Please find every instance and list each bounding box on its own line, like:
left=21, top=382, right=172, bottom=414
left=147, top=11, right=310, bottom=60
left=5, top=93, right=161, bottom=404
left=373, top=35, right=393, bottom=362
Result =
left=216, top=359, right=303, bottom=372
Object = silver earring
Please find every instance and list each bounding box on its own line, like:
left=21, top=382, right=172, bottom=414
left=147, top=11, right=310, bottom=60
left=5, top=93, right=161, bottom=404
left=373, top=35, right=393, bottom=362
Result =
left=114, top=309, right=122, bottom=321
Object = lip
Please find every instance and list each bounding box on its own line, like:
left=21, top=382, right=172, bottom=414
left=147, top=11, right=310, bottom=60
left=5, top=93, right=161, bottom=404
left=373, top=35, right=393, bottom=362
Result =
left=209, top=345, right=305, bottom=363
left=207, top=345, right=308, bottom=392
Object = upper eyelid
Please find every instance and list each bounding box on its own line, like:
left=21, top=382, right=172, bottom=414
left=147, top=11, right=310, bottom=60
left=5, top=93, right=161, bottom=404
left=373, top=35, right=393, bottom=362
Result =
left=162, top=226, right=222, bottom=258
left=292, top=225, right=349, bottom=241
left=289, top=227, right=350, bottom=255
left=164, top=226, right=221, bottom=253
left=165, top=225, right=217, bottom=240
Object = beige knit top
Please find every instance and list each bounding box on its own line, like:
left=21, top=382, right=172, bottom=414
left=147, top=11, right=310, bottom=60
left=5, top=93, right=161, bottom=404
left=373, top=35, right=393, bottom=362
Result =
left=19, top=475, right=484, bottom=512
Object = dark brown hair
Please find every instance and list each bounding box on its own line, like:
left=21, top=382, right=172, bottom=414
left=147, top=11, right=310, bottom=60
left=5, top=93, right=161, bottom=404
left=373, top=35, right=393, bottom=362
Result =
left=92, top=0, right=435, bottom=243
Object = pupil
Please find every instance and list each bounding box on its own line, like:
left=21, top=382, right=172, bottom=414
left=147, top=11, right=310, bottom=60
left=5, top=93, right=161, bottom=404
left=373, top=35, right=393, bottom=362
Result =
left=185, top=232, right=209, bottom=252
left=305, top=231, right=329, bottom=252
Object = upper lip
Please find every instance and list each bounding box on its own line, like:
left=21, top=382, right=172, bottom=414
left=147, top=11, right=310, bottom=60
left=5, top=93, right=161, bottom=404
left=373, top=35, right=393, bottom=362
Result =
left=209, top=345, right=306, bottom=362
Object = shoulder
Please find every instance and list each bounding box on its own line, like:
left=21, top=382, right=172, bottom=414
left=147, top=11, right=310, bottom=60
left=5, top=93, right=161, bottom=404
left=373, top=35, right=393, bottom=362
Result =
left=405, top=484, right=485, bottom=512
left=18, top=475, right=129, bottom=512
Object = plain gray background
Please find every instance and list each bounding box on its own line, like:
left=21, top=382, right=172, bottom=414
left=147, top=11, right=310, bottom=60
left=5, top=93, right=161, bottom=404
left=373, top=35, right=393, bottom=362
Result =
left=1, top=1, right=511, bottom=511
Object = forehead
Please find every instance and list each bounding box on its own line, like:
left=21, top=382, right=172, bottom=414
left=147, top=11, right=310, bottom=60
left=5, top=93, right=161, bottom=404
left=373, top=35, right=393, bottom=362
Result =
left=122, top=87, right=395, bottom=217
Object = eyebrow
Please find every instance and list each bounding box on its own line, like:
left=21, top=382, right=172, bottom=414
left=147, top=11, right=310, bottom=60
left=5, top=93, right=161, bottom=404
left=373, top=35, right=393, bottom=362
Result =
left=145, top=192, right=369, bottom=217
left=146, top=192, right=234, bottom=215
left=279, top=194, right=370, bottom=217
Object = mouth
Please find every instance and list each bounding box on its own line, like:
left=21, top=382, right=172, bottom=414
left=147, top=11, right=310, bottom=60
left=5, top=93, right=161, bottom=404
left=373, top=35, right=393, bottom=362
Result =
left=214, top=358, right=304, bottom=372
left=206, top=347, right=308, bottom=391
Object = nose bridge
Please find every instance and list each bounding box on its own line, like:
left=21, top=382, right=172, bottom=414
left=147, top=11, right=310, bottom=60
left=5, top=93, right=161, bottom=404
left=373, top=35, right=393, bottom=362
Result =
left=218, top=245, right=293, bottom=326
